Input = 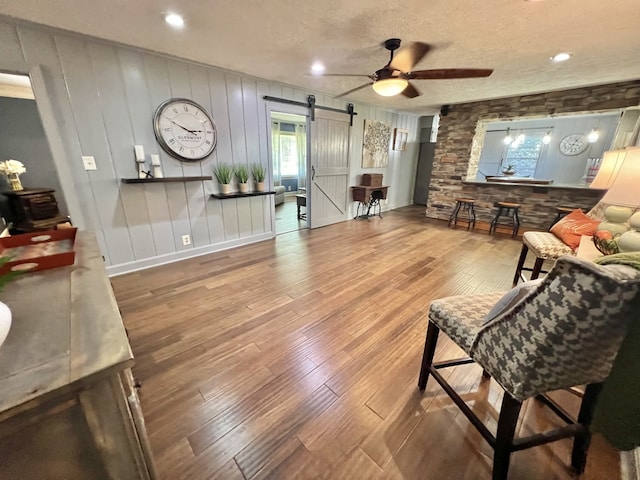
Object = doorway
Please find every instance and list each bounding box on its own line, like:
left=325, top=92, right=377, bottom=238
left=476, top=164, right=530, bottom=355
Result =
left=0, top=72, right=68, bottom=229
left=270, top=111, right=308, bottom=234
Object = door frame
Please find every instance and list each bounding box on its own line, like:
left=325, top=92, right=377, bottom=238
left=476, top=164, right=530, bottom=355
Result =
left=0, top=61, right=84, bottom=229
left=265, top=101, right=310, bottom=232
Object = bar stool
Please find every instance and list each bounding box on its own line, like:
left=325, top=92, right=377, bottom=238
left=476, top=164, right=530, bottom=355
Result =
left=489, top=202, right=521, bottom=238
left=549, top=206, right=577, bottom=229
left=448, top=198, right=476, bottom=230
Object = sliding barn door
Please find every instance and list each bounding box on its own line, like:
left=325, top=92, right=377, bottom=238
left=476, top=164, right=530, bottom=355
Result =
left=309, top=110, right=351, bottom=228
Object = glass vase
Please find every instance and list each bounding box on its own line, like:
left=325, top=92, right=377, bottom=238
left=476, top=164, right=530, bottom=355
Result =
left=8, top=173, right=23, bottom=191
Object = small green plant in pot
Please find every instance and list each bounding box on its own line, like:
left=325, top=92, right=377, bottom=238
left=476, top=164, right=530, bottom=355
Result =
left=502, top=164, right=516, bottom=176
left=235, top=164, right=250, bottom=193
left=213, top=163, right=234, bottom=194
left=251, top=163, right=266, bottom=192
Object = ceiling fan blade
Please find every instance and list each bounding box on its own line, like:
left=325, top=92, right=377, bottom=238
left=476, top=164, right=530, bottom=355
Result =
left=335, top=82, right=373, bottom=98
left=319, top=73, right=373, bottom=78
left=407, top=68, right=493, bottom=80
left=389, top=42, right=431, bottom=73
left=401, top=82, right=421, bottom=99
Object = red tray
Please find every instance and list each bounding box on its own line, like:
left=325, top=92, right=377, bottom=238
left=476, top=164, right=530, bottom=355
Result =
left=0, top=228, right=77, bottom=274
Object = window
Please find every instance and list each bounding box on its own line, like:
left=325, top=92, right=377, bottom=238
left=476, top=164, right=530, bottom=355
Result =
left=279, top=133, right=299, bottom=176
left=503, top=133, right=544, bottom=178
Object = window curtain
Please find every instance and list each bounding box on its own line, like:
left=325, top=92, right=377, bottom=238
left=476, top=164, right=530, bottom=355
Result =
left=271, top=120, right=282, bottom=185
left=295, top=123, right=307, bottom=190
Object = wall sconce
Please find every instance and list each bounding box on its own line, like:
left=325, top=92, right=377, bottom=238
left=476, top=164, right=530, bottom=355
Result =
left=587, top=128, right=599, bottom=143
left=542, top=131, right=552, bottom=144
left=503, top=128, right=513, bottom=145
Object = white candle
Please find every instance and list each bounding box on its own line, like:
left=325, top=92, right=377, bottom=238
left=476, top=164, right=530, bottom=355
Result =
left=150, top=154, right=161, bottom=166
left=134, top=145, right=145, bottom=162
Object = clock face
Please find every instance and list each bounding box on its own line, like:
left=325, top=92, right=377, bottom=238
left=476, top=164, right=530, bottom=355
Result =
left=153, top=98, right=217, bottom=161
left=559, top=133, right=588, bottom=156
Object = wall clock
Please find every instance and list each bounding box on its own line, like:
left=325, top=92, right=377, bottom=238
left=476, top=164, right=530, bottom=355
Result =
left=559, top=133, right=588, bottom=156
left=153, top=98, right=217, bottom=161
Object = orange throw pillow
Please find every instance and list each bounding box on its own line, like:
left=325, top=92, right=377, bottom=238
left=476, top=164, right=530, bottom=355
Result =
left=550, top=209, right=601, bottom=249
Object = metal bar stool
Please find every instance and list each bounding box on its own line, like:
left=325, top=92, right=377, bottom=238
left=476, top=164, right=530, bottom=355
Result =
left=448, top=198, right=476, bottom=230
left=489, top=202, right=521, bottom=238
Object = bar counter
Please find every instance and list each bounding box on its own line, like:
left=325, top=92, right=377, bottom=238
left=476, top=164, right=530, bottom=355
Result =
left=463, top=179, right=606, bottom=191
left=427, top=179, right=607, bottom=232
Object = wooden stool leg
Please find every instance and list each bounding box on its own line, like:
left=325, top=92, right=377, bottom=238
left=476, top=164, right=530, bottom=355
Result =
left=449, top=201, right=461, bottom=227
left=512, top=208, right=520, bottom=238
left=489, top=207, right=501, bottom=235
left=571, top=383, right=603, bottom=474
left=418, top=321, right=440, bottom=390
left=531, top=257, right=545, bottom=280
left=470, top=203, right=476, bottom=230
left=513, top=243, right=529, bottom=286
left=493, top=392, right=522, bottom=480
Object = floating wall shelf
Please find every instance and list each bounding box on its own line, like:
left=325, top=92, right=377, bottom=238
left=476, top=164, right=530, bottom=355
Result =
left=121, top=176, right=213, bottom=184
left=210, top=191, right=276, bottom=199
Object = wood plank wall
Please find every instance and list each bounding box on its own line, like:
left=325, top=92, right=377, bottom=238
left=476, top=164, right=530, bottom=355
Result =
left=0, top=19, right=420, bottom=274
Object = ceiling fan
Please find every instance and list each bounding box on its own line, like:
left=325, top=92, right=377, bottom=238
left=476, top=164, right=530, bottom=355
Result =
left=324, top=38, right=493, bottom=99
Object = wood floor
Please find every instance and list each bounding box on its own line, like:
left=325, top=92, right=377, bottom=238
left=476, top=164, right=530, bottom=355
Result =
left=111, top=205, right=620, bottom=480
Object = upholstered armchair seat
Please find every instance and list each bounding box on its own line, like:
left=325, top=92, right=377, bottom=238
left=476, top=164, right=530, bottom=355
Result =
left=428, top=292, right=503, bottom=353
left=522, top=230, right=574, bottom=259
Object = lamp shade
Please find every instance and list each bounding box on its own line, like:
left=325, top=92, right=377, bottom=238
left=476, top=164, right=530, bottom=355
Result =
left=600, top=147, right=640, bottom=207
left=590, top=149, right=627, bottom=189
left=372, top=78, right=408, bottom=97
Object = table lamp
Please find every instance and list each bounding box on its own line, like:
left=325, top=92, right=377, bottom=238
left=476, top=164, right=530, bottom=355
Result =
left=604, top=147, right=640, bottom=252
left=590, top=148, right=633, bottom=236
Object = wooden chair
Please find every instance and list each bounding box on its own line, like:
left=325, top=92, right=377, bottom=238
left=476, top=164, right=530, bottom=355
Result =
left=418, top=255, right=640, bottom=480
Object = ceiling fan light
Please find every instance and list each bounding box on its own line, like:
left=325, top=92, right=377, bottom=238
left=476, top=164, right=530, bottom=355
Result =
left=372, top=78, right=408, bottom=97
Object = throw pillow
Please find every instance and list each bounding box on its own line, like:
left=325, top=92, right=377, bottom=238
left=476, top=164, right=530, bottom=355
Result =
left=550, top=209, right=601, bottom=250
left=483, top=278, right=543, bottom=325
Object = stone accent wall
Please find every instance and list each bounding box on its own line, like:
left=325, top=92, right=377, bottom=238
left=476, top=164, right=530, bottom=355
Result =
left=427, top=80, right=640, bottom=230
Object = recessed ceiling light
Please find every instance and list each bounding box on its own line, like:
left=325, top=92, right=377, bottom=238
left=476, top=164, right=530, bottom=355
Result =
left=311, top=62, right=325, bottom=75
left=165, top=13, right=184, bottom=28
left=551, top=52, right=572, bottom=63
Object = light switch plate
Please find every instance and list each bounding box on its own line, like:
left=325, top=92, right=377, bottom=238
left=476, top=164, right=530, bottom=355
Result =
left=82, top=155, right=97, bottom=170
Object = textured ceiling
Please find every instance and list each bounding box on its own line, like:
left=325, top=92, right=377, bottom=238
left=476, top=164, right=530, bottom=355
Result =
left=1, top=0, right=640, bottom=113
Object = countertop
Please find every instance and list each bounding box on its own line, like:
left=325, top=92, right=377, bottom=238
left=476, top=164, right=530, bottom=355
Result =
left=463, top=180, right=606, bottom=191
left=0, top=230, right=133, bottom=417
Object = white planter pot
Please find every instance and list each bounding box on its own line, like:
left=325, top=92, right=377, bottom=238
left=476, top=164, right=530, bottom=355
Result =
left=220, top=183, right=232, bottom=195
left=0, top=301, right=11, bottom=348
left=238, top=183, right=249, bottom=193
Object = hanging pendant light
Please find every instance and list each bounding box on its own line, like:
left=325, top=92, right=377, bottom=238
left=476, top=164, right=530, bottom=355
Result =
left=588, top=128, right=600, bottom=143
left=542, top=131, right=552, bottom=144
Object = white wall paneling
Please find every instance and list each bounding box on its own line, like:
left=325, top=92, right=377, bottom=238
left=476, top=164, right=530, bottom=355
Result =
left=0, top=18, right=420, bottom=275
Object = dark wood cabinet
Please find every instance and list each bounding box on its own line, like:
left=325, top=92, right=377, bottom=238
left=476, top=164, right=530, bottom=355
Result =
left=2, top=188, right=68, bottom=233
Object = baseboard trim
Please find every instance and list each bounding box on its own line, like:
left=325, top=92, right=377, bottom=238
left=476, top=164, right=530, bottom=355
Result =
left=106, top=232, right=274, bottom=277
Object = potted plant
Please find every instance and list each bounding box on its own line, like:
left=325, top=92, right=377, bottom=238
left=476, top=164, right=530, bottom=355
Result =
left=251, top=163, right=266, bottom=192
left=235, top=164, right=250, bottom=193
left=502, top=164, right=516, bottom=176
left=213, top=163, right=234, bottom=194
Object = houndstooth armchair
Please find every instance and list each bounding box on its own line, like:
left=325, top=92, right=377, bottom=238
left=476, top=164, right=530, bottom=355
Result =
left=418, top=255, right=640, bottom=480
left=512, top=202, right=608, bottom=286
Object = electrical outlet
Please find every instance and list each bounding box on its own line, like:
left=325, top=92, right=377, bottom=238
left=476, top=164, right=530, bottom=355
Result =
left=182, top=234, right=191, bottom=246
left=82, top=155, right=97, bottom=171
